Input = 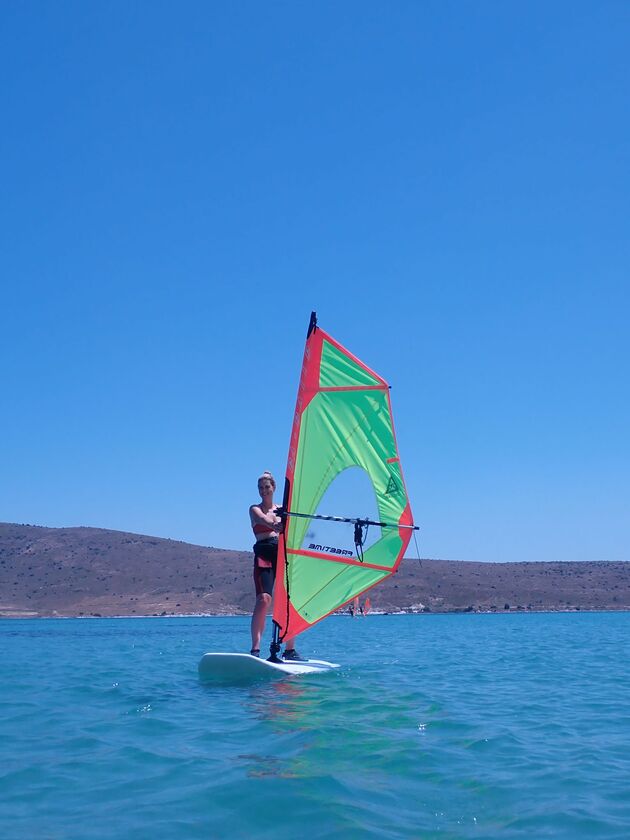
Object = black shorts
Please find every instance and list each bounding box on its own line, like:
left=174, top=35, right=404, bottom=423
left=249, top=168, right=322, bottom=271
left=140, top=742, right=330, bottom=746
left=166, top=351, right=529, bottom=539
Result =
left=253, top=538, right=278, bottom=597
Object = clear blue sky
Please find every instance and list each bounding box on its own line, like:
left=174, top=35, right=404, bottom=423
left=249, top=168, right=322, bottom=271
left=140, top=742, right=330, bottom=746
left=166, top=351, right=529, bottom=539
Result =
left=1, top=2, right=628, bottom=562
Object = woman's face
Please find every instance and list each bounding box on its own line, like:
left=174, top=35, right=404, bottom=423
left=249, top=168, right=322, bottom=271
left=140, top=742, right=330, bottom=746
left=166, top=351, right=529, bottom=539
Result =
left=258, top=479, right=274, bottom=497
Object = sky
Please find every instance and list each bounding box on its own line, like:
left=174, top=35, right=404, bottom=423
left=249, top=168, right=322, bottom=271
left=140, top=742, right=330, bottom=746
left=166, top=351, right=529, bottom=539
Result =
left=1, top=1, right=629, bottom=562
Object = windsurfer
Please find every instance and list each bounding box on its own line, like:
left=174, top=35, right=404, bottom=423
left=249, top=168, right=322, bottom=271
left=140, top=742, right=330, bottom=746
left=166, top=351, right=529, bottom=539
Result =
left=249, top=471, right=303, bottom=661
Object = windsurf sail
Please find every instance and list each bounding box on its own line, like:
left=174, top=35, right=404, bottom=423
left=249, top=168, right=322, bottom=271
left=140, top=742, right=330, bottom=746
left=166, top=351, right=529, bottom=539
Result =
left=272, top=312, right=417, bottom=642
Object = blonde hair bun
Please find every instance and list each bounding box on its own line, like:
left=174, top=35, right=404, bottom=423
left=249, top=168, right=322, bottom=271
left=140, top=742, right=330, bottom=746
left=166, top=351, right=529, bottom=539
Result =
left=258, top=471, right=276, bottom=489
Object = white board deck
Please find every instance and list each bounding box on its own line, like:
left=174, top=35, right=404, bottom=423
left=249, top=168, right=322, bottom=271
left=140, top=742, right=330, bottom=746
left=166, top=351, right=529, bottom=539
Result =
left=198, top=652, right=340, bottom=683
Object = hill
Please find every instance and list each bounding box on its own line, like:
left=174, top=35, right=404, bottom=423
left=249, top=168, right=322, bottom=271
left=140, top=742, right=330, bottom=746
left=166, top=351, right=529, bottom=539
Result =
left=1, top=522, right=628, bottom=618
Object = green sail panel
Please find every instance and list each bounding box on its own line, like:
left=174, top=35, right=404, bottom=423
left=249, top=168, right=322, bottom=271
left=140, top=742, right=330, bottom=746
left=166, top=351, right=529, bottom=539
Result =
left=285, top=553, right=389, bottom=624
left=290, top=390, right=406, bottom=557
left=319, top=340, right=384, bottom=388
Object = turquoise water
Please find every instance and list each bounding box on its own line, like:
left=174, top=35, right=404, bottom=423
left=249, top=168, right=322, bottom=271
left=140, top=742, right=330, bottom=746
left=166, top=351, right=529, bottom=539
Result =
left=1, top=613, right=629, bottom=839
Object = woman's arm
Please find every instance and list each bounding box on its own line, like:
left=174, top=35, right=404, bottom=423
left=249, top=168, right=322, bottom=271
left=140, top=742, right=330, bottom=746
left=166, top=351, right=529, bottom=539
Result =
left=249, top=505, right=282, bottom=530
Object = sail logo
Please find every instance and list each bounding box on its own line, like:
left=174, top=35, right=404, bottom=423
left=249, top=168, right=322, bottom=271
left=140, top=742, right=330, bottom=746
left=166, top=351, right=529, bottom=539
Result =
left=385, top=473, right=401, bottom=495
left=308, top=543, right=353, bottom=557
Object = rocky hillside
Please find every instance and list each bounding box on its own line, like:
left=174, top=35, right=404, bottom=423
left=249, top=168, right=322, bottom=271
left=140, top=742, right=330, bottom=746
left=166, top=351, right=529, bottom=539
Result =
left=1, top=522, right=628, bottom=618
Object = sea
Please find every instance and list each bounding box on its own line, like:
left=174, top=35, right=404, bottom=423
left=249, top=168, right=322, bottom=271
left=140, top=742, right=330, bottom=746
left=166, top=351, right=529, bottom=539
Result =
left=1, top=612, right=629, bottom=839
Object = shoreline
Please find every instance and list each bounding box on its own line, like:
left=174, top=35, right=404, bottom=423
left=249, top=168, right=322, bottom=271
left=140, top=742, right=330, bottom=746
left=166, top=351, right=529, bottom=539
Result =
left=3, top=606, right=630, bottom=620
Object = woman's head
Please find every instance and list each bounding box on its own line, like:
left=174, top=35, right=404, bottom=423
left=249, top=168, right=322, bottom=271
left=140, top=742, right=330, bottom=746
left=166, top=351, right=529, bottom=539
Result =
left=257, top=471, right=276, bottom=495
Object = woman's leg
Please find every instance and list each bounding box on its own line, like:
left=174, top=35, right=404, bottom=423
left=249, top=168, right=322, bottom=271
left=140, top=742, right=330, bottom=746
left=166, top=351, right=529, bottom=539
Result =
left=251, top=592, right=271, bottom=650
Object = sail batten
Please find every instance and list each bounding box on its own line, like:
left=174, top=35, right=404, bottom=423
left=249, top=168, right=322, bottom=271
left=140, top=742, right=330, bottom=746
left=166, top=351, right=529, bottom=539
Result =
left=319, top=385, right=388, bottom=392
left=273, top=313, right=416, bottom=641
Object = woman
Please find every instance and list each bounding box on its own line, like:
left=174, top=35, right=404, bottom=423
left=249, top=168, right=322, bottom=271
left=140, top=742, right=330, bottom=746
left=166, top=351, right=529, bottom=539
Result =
left=249, top=471, right=303, bottom=660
